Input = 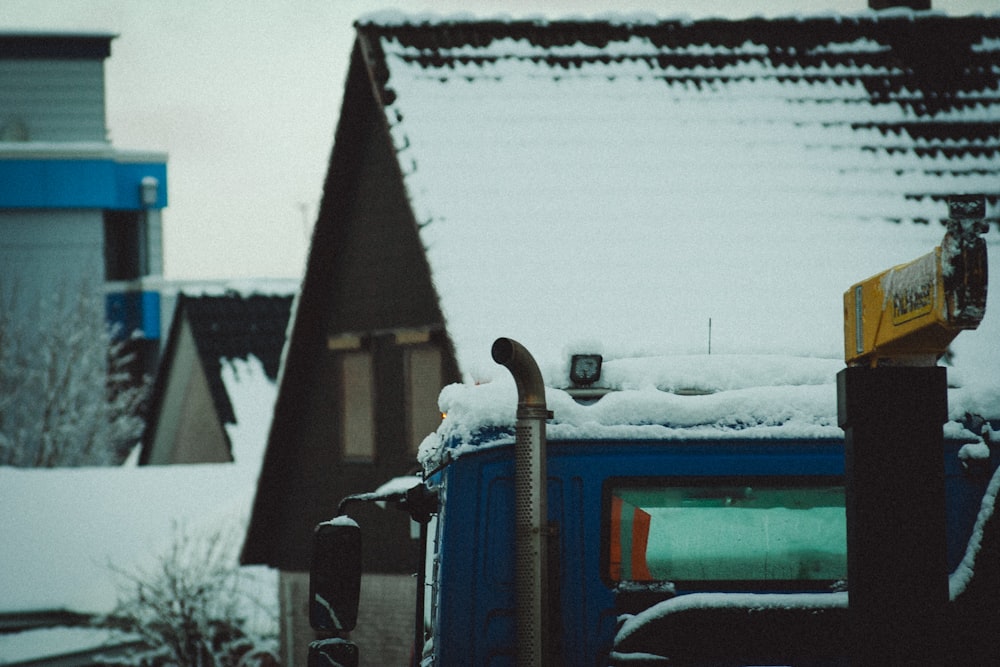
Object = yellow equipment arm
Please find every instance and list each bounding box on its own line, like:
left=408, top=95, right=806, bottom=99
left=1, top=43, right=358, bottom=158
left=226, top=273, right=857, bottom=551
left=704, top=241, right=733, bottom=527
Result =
left=844, top=195, right=989, bottom=367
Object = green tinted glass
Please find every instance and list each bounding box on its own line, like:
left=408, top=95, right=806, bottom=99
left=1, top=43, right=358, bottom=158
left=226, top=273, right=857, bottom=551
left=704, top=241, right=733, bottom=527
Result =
left=609, top=482, right=846, bottom=583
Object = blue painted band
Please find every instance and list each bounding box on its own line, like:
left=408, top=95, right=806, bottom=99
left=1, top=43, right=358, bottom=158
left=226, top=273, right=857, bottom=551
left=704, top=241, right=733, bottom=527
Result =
left=106, top=290, right=161, bottom=340
left=0, top=158, right=167, bottom=209
left=141, top=291, right=161, bottom=339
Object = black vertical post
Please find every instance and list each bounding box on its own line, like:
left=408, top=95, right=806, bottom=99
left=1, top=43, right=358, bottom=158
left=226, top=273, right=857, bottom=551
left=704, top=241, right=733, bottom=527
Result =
left=837, top=366, right=950, bottom=665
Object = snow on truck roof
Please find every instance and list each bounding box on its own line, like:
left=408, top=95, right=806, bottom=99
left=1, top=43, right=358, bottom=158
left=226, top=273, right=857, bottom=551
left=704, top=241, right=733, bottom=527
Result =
left=416, top=351, right=990, bottom=470
left=359, top=13, right=999, bottom=418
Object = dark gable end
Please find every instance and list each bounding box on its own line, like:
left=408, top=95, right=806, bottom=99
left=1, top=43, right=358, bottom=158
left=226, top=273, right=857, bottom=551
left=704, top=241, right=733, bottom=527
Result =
left=324, top=38, right=448, bottom=335
left=241, top=35, right=457, bottom=571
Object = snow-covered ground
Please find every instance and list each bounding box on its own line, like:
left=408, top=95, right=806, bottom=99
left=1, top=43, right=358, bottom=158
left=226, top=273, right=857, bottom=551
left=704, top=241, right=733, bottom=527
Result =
left=0, top=627, right=142, bottom=664
left=0, top=356, right=277, bottom=662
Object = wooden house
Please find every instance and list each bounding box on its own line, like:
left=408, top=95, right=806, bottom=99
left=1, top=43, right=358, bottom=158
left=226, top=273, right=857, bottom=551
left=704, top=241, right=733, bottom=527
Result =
left=242, top=8, right=999, bottom=665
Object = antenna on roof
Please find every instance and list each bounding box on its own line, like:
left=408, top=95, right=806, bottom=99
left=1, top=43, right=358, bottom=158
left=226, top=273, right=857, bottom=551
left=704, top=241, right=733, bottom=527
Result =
left=708, top=318, right=713, bottom=355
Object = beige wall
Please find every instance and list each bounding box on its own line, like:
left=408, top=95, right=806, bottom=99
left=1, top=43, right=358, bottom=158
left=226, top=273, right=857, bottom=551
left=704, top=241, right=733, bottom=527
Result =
left=147, top=317, right=231, bottom=464
left=280, top=570, right=417, bottom=667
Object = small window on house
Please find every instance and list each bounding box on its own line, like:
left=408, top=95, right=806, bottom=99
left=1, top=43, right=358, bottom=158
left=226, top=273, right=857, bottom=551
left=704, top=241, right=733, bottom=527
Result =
left=341, top=350, right=375, bottom=461
left=405, top=345, right=443, bottom=454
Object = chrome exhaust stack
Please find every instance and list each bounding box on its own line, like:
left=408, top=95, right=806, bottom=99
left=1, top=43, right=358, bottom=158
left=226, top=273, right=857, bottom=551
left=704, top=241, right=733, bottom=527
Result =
left=492, top=337, right=553, bottom=667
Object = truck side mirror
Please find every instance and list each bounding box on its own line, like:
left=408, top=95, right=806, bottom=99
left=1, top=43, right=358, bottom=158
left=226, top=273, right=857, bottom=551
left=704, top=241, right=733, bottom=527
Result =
left=309, top=518, right=362, bottom=631
left=308, top=638, right=359, bottom=667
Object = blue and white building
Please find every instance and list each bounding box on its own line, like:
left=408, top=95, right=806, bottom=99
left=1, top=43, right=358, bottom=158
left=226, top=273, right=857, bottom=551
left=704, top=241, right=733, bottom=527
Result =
left=0, top=32, right=168, bottom=374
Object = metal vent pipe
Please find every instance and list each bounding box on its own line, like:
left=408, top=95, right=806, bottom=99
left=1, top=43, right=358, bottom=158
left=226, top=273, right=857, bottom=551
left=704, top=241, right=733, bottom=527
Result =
left=492, top=337, right=553, bottom=667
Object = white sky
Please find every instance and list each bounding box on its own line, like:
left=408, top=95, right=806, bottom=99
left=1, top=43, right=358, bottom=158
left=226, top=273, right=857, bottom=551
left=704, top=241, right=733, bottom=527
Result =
left=2, top=0, right=995, bottom=279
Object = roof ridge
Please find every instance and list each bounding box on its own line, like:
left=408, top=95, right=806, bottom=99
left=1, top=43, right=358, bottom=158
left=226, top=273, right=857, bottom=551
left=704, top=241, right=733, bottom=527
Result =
left=355, top=10, right=1000, bottom=30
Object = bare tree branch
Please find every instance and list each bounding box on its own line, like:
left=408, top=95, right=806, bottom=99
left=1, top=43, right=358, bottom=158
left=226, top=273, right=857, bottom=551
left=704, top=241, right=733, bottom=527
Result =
left=0, top=283, right=149, bottom=467
left=104, top=522, right=279, bottom=667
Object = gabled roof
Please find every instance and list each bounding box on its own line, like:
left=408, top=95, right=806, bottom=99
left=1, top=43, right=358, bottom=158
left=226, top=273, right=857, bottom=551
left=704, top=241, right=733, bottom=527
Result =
left=175, top=292, right=292, bottom=423
left=139, top=291, right=292, bottom=464
left=352, top=11, right=999, bottom=382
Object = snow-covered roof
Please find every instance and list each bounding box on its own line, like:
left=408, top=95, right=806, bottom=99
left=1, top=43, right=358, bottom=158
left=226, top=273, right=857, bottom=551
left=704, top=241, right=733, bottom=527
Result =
left=423, top=354, right=841, bottom=457
left=356, top=13, right=999, bottom=401
left=417, top=352, right=992, bottom=470
left=0, top=357, right=277, bottom=649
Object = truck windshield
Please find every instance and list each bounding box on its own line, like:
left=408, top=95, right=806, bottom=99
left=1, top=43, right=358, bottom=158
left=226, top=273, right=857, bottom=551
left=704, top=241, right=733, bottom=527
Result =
left=606, top=478, right=846, bottom=585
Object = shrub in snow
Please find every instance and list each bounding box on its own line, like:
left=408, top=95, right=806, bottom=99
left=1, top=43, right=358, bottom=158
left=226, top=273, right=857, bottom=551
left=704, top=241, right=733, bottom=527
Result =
left=103, top=523, right=278, bottom=667
left=0, top=285, right=148, bottom=467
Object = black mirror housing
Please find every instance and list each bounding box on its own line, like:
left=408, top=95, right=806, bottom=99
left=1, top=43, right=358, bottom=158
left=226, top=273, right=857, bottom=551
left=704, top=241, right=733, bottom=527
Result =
left=308, top=638, right=359, bottom=667
left=309, top=517, right=362, bottom=631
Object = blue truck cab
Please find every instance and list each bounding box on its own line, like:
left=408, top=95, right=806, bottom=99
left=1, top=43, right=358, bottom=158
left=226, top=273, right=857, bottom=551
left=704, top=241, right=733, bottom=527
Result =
left=425, top=437, right=847, bottom=665
left=309, top=340, right=999, bottom=666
